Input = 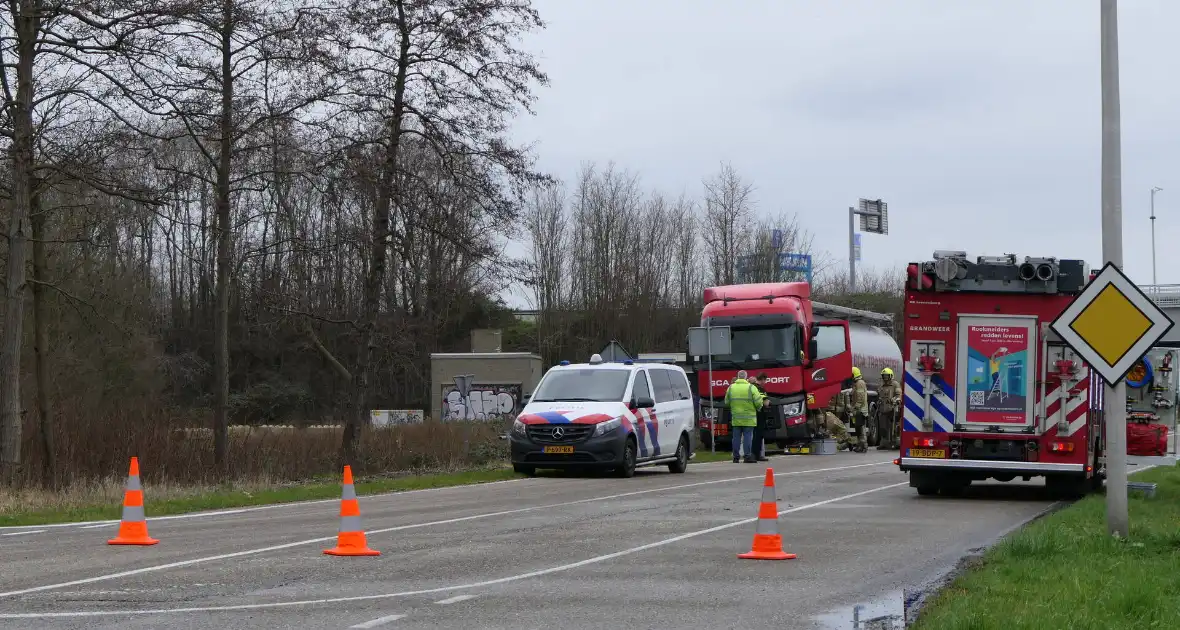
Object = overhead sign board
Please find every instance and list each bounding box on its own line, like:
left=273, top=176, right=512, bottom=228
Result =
left=1049, top=262, right=1175, bottom=385
left=857, top=198, right=889, bottom=235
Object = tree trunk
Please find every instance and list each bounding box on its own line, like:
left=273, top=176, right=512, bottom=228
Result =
left=30, top=182, right=55, bottom=488
left=0, top=0, right=38, bottom=484
left=211, top=0, right=235, bottom=473
left=345, top=16, right=411, bottom=465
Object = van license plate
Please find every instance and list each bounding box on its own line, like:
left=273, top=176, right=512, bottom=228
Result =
left=908, top=448, right=945, bottom=458
left=543, top=446, right=574, bottom=454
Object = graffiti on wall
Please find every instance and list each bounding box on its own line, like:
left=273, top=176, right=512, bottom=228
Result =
left=442, top=383, right=522, bottom=421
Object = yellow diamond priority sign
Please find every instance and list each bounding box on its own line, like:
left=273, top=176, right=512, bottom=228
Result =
left=1050, top=262, right=1175, bottom=385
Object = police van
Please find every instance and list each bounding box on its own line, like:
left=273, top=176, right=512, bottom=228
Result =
left=509, top=354, right=697, bottom=477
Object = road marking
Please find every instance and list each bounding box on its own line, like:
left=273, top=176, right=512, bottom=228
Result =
left=435, top=595, right=476, bottom=605
left=349, top=613, right=406, bottom=628
left=81, top=524, right=111, bottom=530
left=0, top=460, right=890, bottom=599
left=0, top=480, right=907, bottom=618
left=0, top=530, right=45, bottom=537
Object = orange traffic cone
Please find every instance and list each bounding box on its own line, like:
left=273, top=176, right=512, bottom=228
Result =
left=108, top=456, right=159, bottom=546
left=323, top=465, right=380, bottom=556
left=738, top=468, right=796, bottom=560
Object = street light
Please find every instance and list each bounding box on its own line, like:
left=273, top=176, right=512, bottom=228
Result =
left=1151, top=186, right=1162, bottom=287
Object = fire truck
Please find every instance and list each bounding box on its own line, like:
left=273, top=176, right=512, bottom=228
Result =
left=895, top=251, right=1105, bottom=497
left=692, top=282, right=902, bottom=450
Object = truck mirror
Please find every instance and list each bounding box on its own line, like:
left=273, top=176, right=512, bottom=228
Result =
left=807, top=338, right=818, bottom=362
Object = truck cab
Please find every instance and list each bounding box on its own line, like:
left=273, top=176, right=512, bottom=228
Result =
left=690, top=282, right=900, bottom=450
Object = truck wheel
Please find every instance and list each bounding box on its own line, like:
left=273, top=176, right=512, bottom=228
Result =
left=1046, top=475, right=1087, bottom=499
left=513, top=464, right=535, bottom=476
left=916, top=485, right=939, bottom=496
left=615, top=438, right=637, bottom=478
left=668, top=435, right=689, bottom=473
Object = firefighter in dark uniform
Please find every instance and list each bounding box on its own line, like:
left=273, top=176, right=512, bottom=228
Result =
left=751, top=373, right=770, bottom=461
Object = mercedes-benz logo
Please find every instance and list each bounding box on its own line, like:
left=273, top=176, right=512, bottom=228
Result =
left=551, top=427, right=565, bottom=439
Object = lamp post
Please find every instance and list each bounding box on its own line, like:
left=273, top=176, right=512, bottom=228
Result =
left=1100, top=0, right=1128, bottom=538
left=1151, top=187, right=1162, bottom=288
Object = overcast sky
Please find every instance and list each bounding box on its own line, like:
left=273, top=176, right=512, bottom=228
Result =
left=502, top=0, right=1176, bottom=308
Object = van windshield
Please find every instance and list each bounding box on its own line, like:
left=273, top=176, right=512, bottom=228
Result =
left=531, top=369, right=630, bottom=403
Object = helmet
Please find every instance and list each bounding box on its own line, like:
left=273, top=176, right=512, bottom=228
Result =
left=852, top=367, right=862, bottom=379
left=881, top=367, right=894, bottom=377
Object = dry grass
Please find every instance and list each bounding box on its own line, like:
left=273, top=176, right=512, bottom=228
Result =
left=14, top=403, right=511, bottom=488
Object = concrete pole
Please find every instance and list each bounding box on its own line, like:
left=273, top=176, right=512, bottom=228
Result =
left=848, top=207, right=856, bottom=292
left=1100, top=0, right=1128, bottom=538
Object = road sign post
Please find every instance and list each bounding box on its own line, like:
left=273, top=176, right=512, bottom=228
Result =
left=1049, top=262, right=1174, bottom=537
left=689, top=325, right=732, bottom=454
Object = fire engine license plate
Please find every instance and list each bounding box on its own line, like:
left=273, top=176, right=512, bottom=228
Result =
left=908, top=448, right=945, bottom=458
left=542, top=446, right=574, bottom=454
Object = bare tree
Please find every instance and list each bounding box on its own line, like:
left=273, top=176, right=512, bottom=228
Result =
left=119, top=0, right=333, bottom=470
left=322, top=0, right=549, bottom=462
left=701, top=162, right=754, bottom=286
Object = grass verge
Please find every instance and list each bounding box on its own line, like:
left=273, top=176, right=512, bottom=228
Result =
left=912, top=464, right=1180, bottom=630
left=0, top=467, right=521, bottom=527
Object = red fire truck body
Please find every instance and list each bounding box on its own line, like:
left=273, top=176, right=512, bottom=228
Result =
left=895, top=251, right=1105, bottom=497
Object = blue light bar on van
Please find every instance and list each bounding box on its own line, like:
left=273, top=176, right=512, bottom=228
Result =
left=559, top=360, right=570, bottom=366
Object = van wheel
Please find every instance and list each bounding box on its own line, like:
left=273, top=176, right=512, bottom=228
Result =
left=615, top=438, right=637, bottom=478
left=513, top=464, right=535, bottom=476
left=668, top=435, right=689, bottom=474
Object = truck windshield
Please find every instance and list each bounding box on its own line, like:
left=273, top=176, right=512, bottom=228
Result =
left=712, top=325, right=801, bottom=368
left=530, top=369, right=631, bottom=402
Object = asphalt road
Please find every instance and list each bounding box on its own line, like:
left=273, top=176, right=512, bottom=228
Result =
left=0, top=452, right=1064, bottom=630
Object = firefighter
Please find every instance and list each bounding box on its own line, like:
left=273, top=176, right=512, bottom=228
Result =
left=724, top=370, right=765, bottom=463
left=850, top=367, right=869, bottom=453
left=876, top=367, right=902, bottom=450
left=826, top=385, right=854, bottom=450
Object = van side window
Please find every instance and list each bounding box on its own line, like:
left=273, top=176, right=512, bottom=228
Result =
left=814, top=325, right=847, bottom=360
left=631, top=370, right=652, bottom=402
left=670, top=370, right=691, bottom=400
left=649, top=369, right=676, bottom=403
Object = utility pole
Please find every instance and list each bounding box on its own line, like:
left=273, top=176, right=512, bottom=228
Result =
left=1100, top=0, right=1128, bottom=538
left=1151, top=187, right=1162, bottom=287
left=848, top=207, right=856, bottom=292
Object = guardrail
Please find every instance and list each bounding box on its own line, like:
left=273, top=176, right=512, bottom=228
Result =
left=1141, top=284, right=1180, bottom=308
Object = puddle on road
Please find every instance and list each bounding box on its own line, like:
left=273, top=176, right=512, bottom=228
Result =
left=812, top=589, right=920, bottom=629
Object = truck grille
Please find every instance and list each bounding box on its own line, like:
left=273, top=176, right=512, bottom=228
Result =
left=527, top=424, right=594, bottom=444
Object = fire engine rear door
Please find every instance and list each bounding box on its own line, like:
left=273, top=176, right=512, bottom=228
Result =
left=954, top=314, right=1038, bottom=431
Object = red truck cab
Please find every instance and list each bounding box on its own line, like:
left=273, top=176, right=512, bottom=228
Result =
left=692, top=282, right=893, bottom=449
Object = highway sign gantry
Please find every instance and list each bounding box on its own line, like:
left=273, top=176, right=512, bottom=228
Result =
left=1049, top=261, right=1175, bottom=385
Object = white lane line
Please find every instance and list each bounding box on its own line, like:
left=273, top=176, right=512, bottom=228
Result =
left=0, top=479, right=531, bottom=531
left=434, top=595, right=476, bottom=605
left=0, top=530, right=45, bottom=537
left=349, top=613, right=406, bottom=628
left=0, top=460, right=890, bottom=599
left=0, top=481, right=907, bottom=618
left=81, top=524, right=111, bottom=530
